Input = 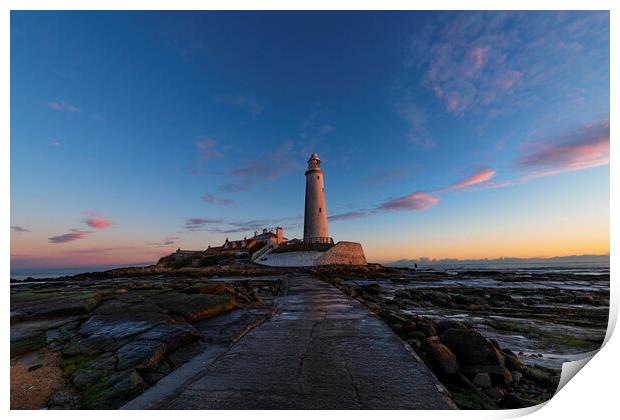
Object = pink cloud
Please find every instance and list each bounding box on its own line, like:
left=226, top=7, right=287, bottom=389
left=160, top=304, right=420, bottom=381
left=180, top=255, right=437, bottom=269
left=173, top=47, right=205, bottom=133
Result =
left=331, top=167, right=496, bottom=219
left=494, top=70, right=523, bottom=92
left=48, top=229, right=93, bottom=244
left=518, top=120, right=609, bottom=177
left=464, top=46, right=491, bottom=76
left=83, top=211, right=113, bottom=229
left=443, top=167, right=497, bottom=191
left=376, top=192, right=440, bottom=212
left=85, top=217, right=113, bottom=229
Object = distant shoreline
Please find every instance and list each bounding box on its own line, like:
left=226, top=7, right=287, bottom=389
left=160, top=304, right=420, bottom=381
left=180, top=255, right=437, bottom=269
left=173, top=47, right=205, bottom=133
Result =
left=386, top=254, right=610, bottom=269
left=10, top=254, right=610, bottom=281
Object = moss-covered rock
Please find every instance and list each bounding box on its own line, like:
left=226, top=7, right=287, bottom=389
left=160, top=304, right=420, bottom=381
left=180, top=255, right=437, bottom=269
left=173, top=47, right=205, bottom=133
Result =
left=80, top=369, right=145, bottom=409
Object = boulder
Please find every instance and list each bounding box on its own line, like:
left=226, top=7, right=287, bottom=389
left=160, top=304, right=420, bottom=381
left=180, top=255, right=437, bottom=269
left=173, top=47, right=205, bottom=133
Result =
left=473, top=372, right=492, bottom=388
left=399, top=320, right=417, bottom=334
left=440, top=328, right=505, bottom=367
left=366, top=302, right=381, bottom=312
left=436, top=320, right=468, bottom=334
left=402, top=330, right=426, bottom=341
left=420, top=337, right=460, bottom=376
left=462, top=365, right=513, bottom=387
left=362, top=283, right=381, bottom=295
left=416, top=320, right=437, bottom=338
left=501, top=349, right=525, bottom=372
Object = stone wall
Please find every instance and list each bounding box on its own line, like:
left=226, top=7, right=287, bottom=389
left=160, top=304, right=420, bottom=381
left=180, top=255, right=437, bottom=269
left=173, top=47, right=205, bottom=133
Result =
left=316, top=241, right=367, bottom=266
left=258, top=250, right=323, bottom=267
left=257, top=241, right=367, bottom=267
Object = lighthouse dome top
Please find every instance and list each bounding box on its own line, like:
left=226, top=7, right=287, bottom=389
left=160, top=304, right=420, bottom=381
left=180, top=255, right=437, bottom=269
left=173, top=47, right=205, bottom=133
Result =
left=307, top=152, right=322, bottom=171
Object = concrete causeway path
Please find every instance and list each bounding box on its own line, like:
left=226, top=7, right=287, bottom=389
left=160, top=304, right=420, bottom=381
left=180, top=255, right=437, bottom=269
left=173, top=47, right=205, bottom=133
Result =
left=124, top=275, right=456, bottom=409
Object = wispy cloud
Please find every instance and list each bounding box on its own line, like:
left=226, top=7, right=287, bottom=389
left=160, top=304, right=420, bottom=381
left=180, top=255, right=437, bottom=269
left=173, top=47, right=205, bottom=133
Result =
left=318, top=124, right=336, bottom=135
left=49, top=140, right=62, bottom=147
left=518, top=120, right=609, bottom=178
left=223, top=142, right=301, bottom=193
left=408, top=12, right=608, bottom=117
left=188, top=137, right=225, bottom=174
left=182, top=215, right=302, bottom=235
left=184, top=217, right=224, bottom=231
left=49, top=229, right=93, bottom=244
left=441, top=167, right=497, bottom=191
left=365, top=167, right=411, bottom=183
left=329, top=211, right=369, bottom=222
left=196, top=137, right=224, bottom=161
left=297, top=105, right=337, bottom=155
left=203, top=193, right=235, bottom=206
left=45, top=100, right=80, bottom=113
left=398, top=100, right=435, bottom=148
left=11, top=226, right=30, bottom=233
left=376, top=192, right=440, bottom=212
left=149, top=236, right=180, bottom=247
left=331, top=165, right=497, bottom=222
left=67, top=246, right=131, bottom=254
left=215, top=94, right=264, bottom=116
left=219, top=182, right=250, bottom=193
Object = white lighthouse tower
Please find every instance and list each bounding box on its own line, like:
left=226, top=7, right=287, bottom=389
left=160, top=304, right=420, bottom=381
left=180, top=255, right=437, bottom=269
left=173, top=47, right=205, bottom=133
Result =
left=303, top=152, right=331, bottom=244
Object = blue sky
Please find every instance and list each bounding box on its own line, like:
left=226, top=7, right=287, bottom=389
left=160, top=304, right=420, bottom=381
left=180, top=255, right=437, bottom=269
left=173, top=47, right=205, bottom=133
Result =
left=10, top=11, right=610, bottom=267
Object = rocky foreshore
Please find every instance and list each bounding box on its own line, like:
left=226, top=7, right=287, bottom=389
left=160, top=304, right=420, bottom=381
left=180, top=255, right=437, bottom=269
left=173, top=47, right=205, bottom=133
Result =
left=316, top=264, right=609, bottom=409
left=10, top=262, right=609, bottom=410
left=11, top=263, right=290, bottom=409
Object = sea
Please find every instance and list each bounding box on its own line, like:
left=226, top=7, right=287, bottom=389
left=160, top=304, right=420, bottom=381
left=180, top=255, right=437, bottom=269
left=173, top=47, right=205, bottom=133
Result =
left=10, top=259, right=610, bottom=281
left=10, top=263, right=155, bottom=281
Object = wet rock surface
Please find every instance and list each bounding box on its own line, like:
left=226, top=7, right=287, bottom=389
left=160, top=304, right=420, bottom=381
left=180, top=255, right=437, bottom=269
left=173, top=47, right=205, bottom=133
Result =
left=11, top=265, right=286, bottom=409
left=316, top=264, right=608, bottom=409
left=11, top=261, right=607, bottom=410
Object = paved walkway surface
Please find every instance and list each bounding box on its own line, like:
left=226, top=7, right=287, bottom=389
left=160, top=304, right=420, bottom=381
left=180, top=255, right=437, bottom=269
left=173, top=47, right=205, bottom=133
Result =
left=125, top=275, right=456, bottom=409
